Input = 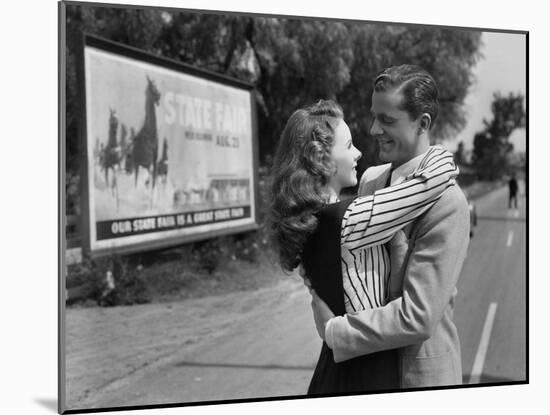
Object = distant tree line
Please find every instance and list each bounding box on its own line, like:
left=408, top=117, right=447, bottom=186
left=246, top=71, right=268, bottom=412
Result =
left=454, top=92, right=526, bottom=181
left=65, top=4, right=484, bottom=216
left=471, top=92, right=526, bottom=180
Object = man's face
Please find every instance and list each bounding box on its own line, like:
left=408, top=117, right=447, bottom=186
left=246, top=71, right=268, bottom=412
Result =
left=370, top=88, right=425, bottom=166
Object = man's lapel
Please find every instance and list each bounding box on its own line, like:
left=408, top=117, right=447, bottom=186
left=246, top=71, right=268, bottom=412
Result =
left=358, top=164, right=392, bottom=196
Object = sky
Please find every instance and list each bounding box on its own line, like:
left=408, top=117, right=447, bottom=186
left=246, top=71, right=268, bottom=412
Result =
left=450, top=31, right=527, bottom=153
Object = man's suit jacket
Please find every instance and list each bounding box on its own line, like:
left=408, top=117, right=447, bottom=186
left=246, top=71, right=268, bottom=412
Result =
left=326, top=163, right=470, bottom=388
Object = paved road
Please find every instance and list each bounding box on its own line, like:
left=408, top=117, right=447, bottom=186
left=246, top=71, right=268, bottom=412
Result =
left=455, top=184, right=526, bottom=384
left=70, top=185, right=527, bottom=410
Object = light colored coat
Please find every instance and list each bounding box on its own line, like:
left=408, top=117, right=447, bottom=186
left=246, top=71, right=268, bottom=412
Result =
left=326, top=164, right=470, bottom=388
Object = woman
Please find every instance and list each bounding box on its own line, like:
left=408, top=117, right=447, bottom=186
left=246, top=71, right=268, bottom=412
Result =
left=268, top=100, right=457, bottom=394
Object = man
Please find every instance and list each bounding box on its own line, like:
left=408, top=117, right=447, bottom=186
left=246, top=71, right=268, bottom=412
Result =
left=310, top=64, right=470, bottom=388
left=509, top=174, right=518, bottom=209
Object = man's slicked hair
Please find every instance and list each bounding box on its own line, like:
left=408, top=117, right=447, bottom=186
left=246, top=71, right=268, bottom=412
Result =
left=373, top=64, right=439, bottom=129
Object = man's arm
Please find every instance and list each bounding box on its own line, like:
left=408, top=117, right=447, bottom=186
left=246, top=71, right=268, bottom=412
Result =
left=324, top=187, right=470, bottom=362
left=341, top=147, right=458, bottom=250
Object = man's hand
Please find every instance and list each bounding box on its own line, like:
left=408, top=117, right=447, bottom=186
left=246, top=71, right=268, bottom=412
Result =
left=311, top=289, right=335, bottom=340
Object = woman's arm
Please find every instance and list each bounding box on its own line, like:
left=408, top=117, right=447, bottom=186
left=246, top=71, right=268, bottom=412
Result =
left=341, top=146, right=458, bottom=250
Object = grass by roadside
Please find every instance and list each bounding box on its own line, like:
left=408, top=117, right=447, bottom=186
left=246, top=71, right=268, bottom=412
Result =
left=137, top=250, right=287, bottom=303
left=66, top=235, right=293, bottom=308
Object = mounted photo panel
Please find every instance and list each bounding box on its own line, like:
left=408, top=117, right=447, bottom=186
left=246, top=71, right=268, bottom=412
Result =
left=60, top=1, right=528, bottom=414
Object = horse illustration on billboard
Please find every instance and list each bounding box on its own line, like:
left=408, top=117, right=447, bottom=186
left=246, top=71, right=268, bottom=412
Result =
left=124, top=127, right=136, bottom=175
left=101, top=108, right=121, bottom=208
left=132, top=75, right=161, bottom=192
left=157, top=138, right=168, bottom=185
left=118, top=122, right=128, bottom=168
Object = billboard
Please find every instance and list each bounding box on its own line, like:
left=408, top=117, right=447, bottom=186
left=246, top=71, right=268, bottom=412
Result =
left=80, top=35, right=259, bottom=256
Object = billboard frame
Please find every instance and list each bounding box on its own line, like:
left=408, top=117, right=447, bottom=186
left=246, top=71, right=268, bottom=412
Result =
left=77, top=33, right=260, bottom=258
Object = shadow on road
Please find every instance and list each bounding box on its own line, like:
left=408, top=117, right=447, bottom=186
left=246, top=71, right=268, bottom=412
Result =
left=174, top=360, right=315, bottom=371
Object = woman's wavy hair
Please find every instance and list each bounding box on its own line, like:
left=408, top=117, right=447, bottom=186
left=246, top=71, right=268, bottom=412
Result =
left=268, top=100, right=343, bottom=271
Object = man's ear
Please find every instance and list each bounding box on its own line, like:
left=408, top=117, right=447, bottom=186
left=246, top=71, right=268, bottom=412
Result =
left=419, top=113, right=432, bottom=132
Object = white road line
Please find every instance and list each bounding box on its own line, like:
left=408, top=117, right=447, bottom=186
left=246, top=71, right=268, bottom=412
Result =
left=506, top=231, right=514, bottom=247
left=469, top=302, right=498, bottom=384
left=514, top=210, right=520, bottom=218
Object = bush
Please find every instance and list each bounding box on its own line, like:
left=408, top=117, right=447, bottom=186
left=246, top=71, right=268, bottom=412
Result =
left=66, top=256, right=151, bottom=307
left=190, top=239, right=216, bottom=273
left=109, top=259, right=151, bottom=305
left=66, top=171, right=80, bottom=217
left=232, top=230, right=269, bottom=263
left=66, top=257, right=104, bottom=305
left=191, top=238, right=225, bottom=274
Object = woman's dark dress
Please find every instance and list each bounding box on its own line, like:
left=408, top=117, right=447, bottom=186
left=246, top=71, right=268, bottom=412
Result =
left=302, top=200, right=399, bottom=394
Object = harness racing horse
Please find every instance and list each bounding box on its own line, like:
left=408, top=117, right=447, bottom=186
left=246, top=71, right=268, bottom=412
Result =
left=157, top=138, right=169, bottom=186
left=103, top=108, right=122, bottom=208
left=124, top=127, right=136, bottom=175
left=132, top=76, right=161, bottom=199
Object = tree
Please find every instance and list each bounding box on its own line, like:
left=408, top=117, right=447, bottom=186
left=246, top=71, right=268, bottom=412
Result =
left=472, top=92, right=526, bottom=180
left=338, top=25, right=483, bottom=174
left=454, top=141, right=466, bottom=165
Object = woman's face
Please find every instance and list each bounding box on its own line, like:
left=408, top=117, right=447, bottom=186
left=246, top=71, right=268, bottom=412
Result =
left=329, top=119, right=362, bottom=193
